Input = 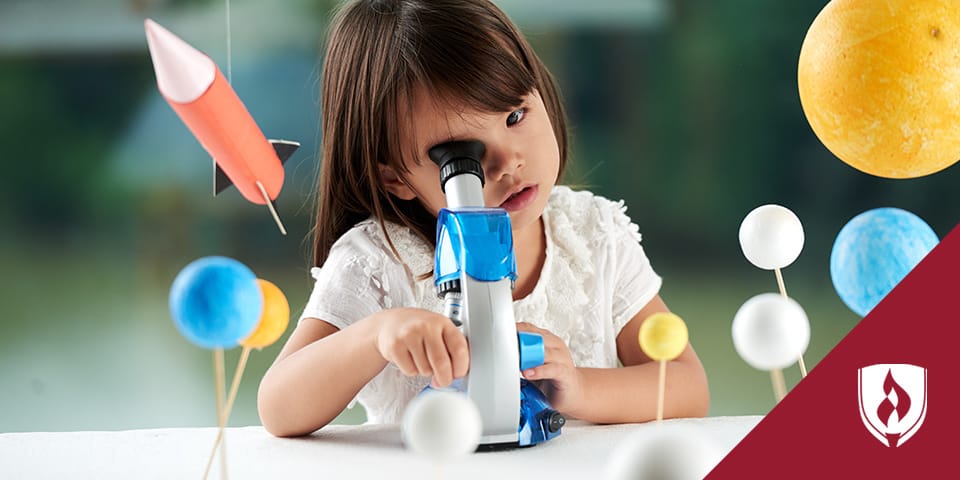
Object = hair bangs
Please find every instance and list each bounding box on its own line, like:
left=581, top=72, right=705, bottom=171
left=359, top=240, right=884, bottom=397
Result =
left=398, top=1, right=536, bottom=115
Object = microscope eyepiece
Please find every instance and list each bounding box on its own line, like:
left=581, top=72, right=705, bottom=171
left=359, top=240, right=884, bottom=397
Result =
left=428, top=140, right=486, bottom=192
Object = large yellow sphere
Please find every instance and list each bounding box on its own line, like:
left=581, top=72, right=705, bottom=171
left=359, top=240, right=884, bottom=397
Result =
left=638, top=312, right=689, bottom=362
left=240, top=279, right=290, bottom=349
left=798, top=0, right=960, bottom=178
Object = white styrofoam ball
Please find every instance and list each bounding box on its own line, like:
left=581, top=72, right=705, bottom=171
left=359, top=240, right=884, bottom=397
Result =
left=732, top=293, right=810, bottom=371
left=606, top=426, right=722, bottom=480
left=738, top=204, right=805, bottom=270
left=401, top=391, right=482, bottom=460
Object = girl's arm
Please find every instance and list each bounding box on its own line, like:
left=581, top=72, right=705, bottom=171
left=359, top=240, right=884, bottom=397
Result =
left=571, top=294, right=710, bottom=423
left=257, top=316, right=385, bottom=437
left=258, top=308, right=469, bottom=437
left=518, top=294, right=709, bottom=424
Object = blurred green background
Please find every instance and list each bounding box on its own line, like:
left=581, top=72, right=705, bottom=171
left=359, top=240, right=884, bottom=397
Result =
left=2, top=0, right=958, bottom=432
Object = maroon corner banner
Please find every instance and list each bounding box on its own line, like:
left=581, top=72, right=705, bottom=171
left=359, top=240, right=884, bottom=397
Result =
left=708, top=222, right=960, bottom=478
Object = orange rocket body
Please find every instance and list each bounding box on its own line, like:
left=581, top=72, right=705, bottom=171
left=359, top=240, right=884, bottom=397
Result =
left=168, top=68, right=283, bottom=204
left=145, top=19, right=295, bottom=205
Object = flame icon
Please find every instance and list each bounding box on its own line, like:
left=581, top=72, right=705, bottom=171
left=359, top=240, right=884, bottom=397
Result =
left=858, top=364, right=927, bottom=448
left=876, top=370, right=911, bottom=446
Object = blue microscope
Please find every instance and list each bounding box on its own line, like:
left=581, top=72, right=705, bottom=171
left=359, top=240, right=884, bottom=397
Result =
left=426, top=140, right=564, bottom=449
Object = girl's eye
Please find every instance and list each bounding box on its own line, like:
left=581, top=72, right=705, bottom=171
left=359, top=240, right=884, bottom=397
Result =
left=506, top=108, right=526, bottom=127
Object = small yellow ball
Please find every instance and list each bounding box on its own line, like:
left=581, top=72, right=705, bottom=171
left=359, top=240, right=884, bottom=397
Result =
left=638, top=313, right=689, bottom=361
left=240, top=279, right=290, bottom=349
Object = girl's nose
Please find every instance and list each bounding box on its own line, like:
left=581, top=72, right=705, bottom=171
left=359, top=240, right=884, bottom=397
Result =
left=484, top=146, right=523, bottom=182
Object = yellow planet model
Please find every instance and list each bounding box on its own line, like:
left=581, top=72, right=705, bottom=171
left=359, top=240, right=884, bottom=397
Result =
left=798, top=0, right=960, bottom=178
left=638, top=312, right=689, bottom=362
left=240, top=279, right=290, bottom=349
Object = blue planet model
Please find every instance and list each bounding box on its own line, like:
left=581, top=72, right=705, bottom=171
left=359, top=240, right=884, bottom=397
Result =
left=830, top=208, right=938, bottom=317
left=169, top=256, right=263, bottom=348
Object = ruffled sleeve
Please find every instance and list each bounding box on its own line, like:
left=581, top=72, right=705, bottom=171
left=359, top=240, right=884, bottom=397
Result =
left=601, top=197, right=662, bottom=335
left=299, top=222, right=412, bottom=330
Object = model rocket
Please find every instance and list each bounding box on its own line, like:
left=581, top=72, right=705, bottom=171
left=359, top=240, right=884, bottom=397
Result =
left=144, top=19, right=298, bottom=234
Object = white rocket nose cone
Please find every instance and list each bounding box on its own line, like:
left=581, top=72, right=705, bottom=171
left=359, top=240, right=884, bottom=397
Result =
left=144, top=18, right=215, bottom=103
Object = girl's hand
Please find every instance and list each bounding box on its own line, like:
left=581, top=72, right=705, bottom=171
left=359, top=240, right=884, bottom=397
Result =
left=373, top=308, right=469, bottom=388
left=516, top=322, right=583, bottom=414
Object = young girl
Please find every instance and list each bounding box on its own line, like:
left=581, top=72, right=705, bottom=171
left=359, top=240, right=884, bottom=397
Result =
left=258, top=0, right=709, bottom=437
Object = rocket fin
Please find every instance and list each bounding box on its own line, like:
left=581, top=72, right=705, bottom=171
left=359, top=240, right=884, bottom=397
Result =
left=269, top=139, right=300, bottom=165
left=212, top=140, right=299, bottom=196
left=214, top=162, right=232, bottom=196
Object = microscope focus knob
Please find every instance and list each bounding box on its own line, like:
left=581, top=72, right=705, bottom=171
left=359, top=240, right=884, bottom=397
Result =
left=518, top=331, right=546, bottom=370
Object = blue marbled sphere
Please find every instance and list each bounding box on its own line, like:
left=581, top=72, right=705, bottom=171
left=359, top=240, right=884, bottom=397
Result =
left=169, top=256, right=263, bottom=349
left=830, top=208, right=938, bottom=317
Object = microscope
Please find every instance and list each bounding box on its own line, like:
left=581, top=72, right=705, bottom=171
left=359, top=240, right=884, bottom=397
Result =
left=427, top=140, right=564, bottom=448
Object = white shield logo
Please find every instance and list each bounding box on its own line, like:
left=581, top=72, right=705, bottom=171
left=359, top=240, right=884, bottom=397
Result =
left=858, top=364, right=927, bottom=447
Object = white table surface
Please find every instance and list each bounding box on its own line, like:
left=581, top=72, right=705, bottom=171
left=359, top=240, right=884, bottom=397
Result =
left=0, top=416, right=762, bottom=480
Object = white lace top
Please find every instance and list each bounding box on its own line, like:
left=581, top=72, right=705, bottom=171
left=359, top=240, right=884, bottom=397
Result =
left=300, top=186, right=662, bottom=423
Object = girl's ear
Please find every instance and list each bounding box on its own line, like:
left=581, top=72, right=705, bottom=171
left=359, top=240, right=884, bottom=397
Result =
left=379, top=164, right=417, bottom=200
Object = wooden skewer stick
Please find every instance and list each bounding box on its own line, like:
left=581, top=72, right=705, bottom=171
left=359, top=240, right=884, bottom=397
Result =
left=203, top=349, right=230, bottom=480
left=771, top=368, right=786, bottom=403
left=774, top=268, right=807, bottom=378
left=223, top=347, right=251, bottom=422
left=202, top=346, right=252, bottom=476
left=219, top=428, right=228, bottom=480
left=774, top=268, right=787, bottom=299
left=218, top=348, right=228, bottom=480
left=256, top=181, right=287, bottom=236
left=656, top=360, right=667, bottom=422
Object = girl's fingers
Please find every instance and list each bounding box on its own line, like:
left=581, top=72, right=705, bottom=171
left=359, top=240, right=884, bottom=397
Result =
left=516, top=322, right=543, bottom=333
left=523, top=363, right=561, bottom=381
left=425, top=332, right=453, bottom=387
left=443, top=325, right=470, bottom=379
left=518, top=323, right=562, bottom=349
left=407, top=338, right=433, bottom=377
left=393, top=350, right=418, bottom=377
left=536, top=337, right=572, bottom=365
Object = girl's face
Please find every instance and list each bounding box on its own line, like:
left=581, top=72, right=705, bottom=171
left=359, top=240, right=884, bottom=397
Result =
left=386, top=89, right=560, bottom=234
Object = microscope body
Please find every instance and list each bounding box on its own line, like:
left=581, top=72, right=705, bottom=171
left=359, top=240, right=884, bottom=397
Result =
left=428, top=141, right=563, bottom=448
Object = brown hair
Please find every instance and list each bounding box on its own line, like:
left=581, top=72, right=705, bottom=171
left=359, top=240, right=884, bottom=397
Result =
left=313, top=0, right=569, bottom=267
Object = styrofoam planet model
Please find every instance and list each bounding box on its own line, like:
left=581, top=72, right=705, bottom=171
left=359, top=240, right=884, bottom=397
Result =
left=738, top=204, right=805, bottom=270
left=169, top=256, right=263, bottom=349
left=606, top=425, right=722, bottom=480
left=639, top=312, right=689, bottom=361
left=798, top=0, right=960, bottom=179
left=240, top=279, right=290, bottom=349
left=830, top=207, right=938, bottom=317
left=402, top=390, right=482, bottom=460
left=732, top=293, right=810, bottom=371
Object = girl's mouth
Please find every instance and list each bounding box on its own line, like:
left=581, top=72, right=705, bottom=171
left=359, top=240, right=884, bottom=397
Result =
left=499, top=185, right=538, bottom=212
